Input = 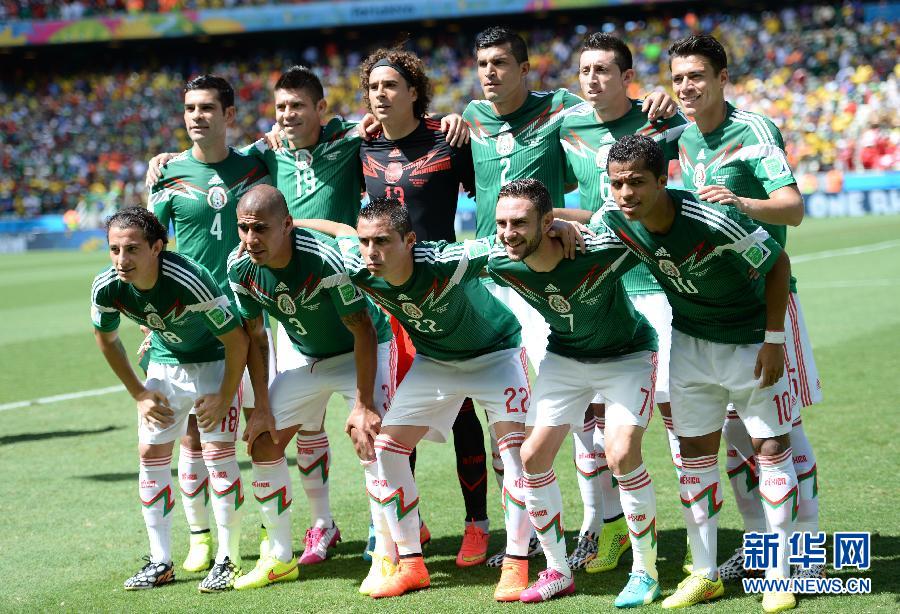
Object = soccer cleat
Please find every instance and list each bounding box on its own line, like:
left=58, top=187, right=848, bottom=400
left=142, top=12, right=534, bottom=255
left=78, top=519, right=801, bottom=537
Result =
left=487, top=534, right=542, bottom=567
left=567, top=531, right=598, bottom=570
left=359, top=552, right=398, bottom=595
left=124, top=557, right=175, bottom=590
left=586, top=517, right=630, bottom=573
left=519, top=568, right=575, bottom=603
left=299, top=523, right=341, bottom=565
left=258, top=526, right=270, bottom=560
left=762, top=588, right=797, bottom=612
left=233, top=555, right=299, bottom=590
left=494, top=557, right=529, bottom=602
left=718, top=547, right=762, bottom=582
left=614, top=571, right=662, bottom=608
left=362, top=523, right=376, bottom=562
left=791, top=563, right=826, bottom=579
left=420, top=521, right=432, bottom=547
left=198, top=557, right=241, bottom=592
left=182, top=530, right=213, bottom=572
left=661, top=572, right=724, bottom=609
left=369, top=556, right=430, bottom=598
left=456, top=522, right=489, bottom=567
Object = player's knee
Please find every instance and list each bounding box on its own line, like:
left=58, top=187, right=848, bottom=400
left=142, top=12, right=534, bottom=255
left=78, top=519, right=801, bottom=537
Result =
left=520, top=439, right=550, bottom=474
left=249, top=432, right=282, bottom=462
left=605, top=439, right=641, bottom=475
left=139, top=442, right=174, bottom=461
left=755, top=434, right=791, bottom=458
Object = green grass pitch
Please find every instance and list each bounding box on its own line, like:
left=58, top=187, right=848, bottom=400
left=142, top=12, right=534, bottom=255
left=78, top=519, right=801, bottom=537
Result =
left=1, top=215, right=898, bottom=612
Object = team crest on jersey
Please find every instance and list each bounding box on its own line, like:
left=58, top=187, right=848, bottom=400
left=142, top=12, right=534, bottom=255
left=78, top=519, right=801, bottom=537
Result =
left=495, top=132, right=515, bottom=156
left=385, top=161, right=404, bottom=184
left=277, top=293, right=297, bottom=315
left=207, top=186, right=228, bottom=210
left=657, top=259, right=680, bottom=277
left=402, top=302, right=423, bottom=319
left=547, top=294, right=571, bottom=314
left=693, top=163, right=707, bottom=186
left=594, top=144, right=612, bottom=169
left=207, top=306, right=233, bottom=329
left=294, top=149, right=314, bottom=171
left=146, top=312, right=166, bottom=330
left=762, top=155, right=790, bottom=180
left=742, top=242, right=771, bottom=267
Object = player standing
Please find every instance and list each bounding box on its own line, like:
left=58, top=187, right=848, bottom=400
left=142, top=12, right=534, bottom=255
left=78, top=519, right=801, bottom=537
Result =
left=91, top=207, right=249, bottom=591
left=670, top=34, right=822, bottom=584
left=490, top=179, right=662, bottom=606
left=226, top=185, right=395, bottom=590
left=556, top=32, right=687, bottom=573
left=148, top=74, right=269, bottom=574
left=602, top=135, right=798, bottom=612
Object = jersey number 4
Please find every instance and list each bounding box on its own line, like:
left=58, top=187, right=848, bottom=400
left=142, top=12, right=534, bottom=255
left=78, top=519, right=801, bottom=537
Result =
left=210, top=212, right=222, bottom=241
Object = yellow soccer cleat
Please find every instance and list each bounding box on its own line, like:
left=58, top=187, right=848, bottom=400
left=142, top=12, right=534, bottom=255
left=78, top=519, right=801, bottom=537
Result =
left=586, top=517, right=630, bottom=573
left=661, top=572, right=724, bottom=609
left=762, top=588, right=797, bottom=613
left=182, top=531, right=213, bottom=573
left=233, top=555, right=299, bottom=590
left=359, top=553, right=398, bottom=595
left=258, top=526, right=270, bottom=560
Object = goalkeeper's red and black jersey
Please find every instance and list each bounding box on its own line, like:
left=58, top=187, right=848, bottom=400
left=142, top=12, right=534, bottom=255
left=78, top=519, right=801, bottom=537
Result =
left=360, top=116, right=475, bottom=242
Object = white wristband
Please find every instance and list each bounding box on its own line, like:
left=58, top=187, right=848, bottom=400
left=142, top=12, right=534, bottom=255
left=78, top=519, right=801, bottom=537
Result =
left=764, top=330, right=786, bottom=344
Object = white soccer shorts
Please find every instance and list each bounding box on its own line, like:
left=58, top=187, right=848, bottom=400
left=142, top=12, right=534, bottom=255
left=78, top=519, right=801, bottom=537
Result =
left=530, top=350, right=658, bottom=432
left=268, top=340, right=396, bottom=432
left=141, top=360, right=240, bottom=445
left=240, top=326, right=276, bottom=409
left=669, top=330, right=792, bottom=439
left=383, top=347, right=529, bottom=443
left=486, top=282, right=549, bottom=373
left=785, top=292, right=822, bottom=419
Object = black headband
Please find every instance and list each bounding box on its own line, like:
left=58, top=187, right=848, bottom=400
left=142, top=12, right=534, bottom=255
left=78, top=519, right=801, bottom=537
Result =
left=370, top=57, right=415, bottom=86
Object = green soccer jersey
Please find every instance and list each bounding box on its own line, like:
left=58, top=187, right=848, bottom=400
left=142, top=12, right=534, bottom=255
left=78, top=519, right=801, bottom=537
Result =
left=464, top=89, right=587, bottom=238
left=678, top=103, right=798, bottom=290
left=337, top=235, right=521, bottom=361
left=561, top=100, right=688, bottom=296
left=227, top=229, right=391, bottom=359
left=602, top=189, right=785, bottom=345
left=487, top=229, right=657, bottom=359
left=149, top=148, right=270, bottom=293
left=91, top=251, right=240, bottom=364
left=241, top=117, right=364, bottom=225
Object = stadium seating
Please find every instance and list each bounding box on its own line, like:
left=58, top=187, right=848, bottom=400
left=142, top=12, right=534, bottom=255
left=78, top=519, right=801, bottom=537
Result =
left=0, top=4, right=896, bottom=217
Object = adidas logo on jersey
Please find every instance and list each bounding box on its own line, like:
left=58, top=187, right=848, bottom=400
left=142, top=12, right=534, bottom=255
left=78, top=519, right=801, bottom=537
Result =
left=208, top=174, right=224, bottom=186
left=144, top=303, right=157, bottom=312
left=544, top=284, right=560, bottom=293
left=654, top=247, right=671, bottom=257
left=696, top=149, right=707, bottom=161
left=275, top=282, right=289, bottom=293
left=389, top=148, right=402, bottom=158
left=397, top=294, right=411, bottom=300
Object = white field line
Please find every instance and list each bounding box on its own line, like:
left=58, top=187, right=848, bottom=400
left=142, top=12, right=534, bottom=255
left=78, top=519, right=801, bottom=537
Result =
left=0, top=384, right=124, bottom=412
left=792, top=239, right=900, bottom=263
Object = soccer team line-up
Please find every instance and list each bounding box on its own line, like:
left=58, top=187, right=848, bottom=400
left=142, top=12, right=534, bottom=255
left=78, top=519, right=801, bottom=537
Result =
left=89, top=26, right=831, bottom=612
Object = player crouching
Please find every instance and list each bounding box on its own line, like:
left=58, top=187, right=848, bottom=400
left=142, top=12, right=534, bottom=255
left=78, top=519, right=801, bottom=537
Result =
left=91, top=208, right=249, bottom=591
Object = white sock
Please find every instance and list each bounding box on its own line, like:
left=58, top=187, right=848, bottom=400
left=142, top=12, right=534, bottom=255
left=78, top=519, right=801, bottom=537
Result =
left=680, top=455, right=722, bottom=580
left=497, top=432, right=529, bottom=557
left=178, top=446, right=210, bottom=532
left=139, top=454, right=174, bottom=564
left=758, top=448, right=799, bottom=579
left=363, top=458, right=397, bottom=562
left=296, top=433, right=332, bottom=529
left=595, top=419, right=623, bottom=521
left=574, top=417, right=603, bottom=536
left=251, top=458, right=293, bottom=562
left=375, top=435, right=421, bottom=556
left=723, top=410, right=766, bottom=534
left=660, top=415, right=683, bottom=479
left=616, top=463, right=658, bottom=580
left=523, top=469, right=570, bottom=576
left=490, top=434, right=504, bottom=490
left=790, top=418, right=819, bottom=535
left=204, top=446, right=243, bottom=564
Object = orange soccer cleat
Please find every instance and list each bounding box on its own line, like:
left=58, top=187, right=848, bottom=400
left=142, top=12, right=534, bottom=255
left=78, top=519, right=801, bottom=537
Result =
left=494, top=557, right=529, bottom=602
left=369, top=556, right=431, bottom=598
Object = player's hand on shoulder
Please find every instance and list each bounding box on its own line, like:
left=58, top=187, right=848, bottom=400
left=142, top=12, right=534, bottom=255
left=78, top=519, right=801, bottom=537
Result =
left=345, top=403, right=381, bottom=461
left=548, top=218, right=595, bottom=259
left=357, top=113, right=381, bottom=140
left=440, top=113, right=470, bottom=148
left=754, top=343, right=785, bottom=388
left=145, top=152, right=176, bottom=188
left=194, top=393, right=228, bottom=431
left=243, top=404, right=278, bottom=454
left=136, top=389, right=175, bottom=428
left=698, top=185, right=747, bottom=212
left=642, top=90, right=678, bottom=121
left=264, top=123, right=285, bottom=150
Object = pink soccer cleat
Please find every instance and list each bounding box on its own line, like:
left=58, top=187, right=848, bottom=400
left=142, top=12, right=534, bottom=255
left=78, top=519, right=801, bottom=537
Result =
left=519, top=568, right=575, bottom=603
left=298, top=523, right=341, bottom=565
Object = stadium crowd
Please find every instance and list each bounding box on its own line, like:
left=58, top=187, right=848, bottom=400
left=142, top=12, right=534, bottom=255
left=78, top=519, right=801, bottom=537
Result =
left=0, top=0, right=317, bottom=20
left=1, top=3, right=897, bottom=217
